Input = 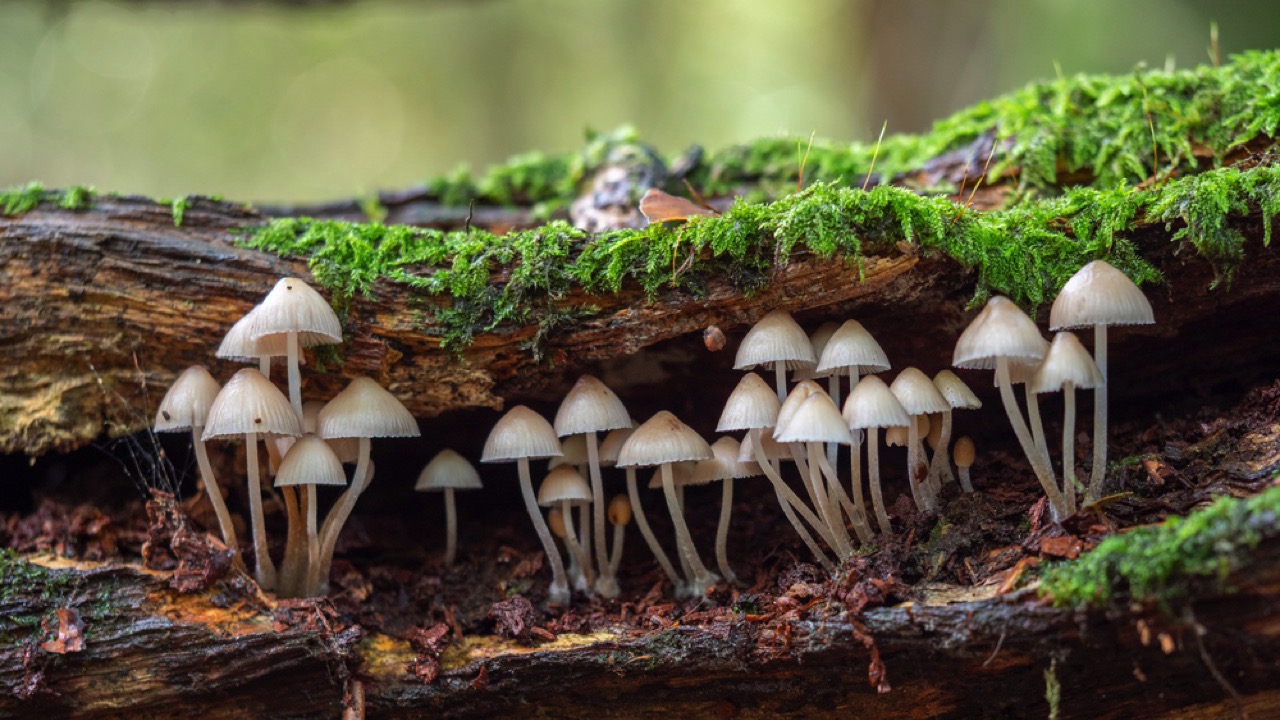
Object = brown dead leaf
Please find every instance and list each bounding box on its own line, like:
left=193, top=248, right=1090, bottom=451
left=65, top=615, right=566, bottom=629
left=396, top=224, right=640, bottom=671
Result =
left=639, top=188, right=715, bottom=224
left=1039, top=535, right=1084, bottom=559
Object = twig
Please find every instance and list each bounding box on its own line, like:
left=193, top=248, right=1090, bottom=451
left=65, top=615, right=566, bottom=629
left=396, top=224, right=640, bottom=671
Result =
left=862, top=121, right=888, bottom=191
left=964, top=135, right=999, bottom=210
left=1186, top=607, right=1248, bottom=719
left=797, top=131, right=816, bottom=192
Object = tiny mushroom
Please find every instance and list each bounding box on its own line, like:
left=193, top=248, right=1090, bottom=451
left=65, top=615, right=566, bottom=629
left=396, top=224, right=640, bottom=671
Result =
left=607, top=494, right=632, bottom=578
left=734, top=310, right=817, bottom=400
left=416, top=449, right=483, bottom=566
left=274, top=434, right=347, bottom=598
left=538, top=466, right=596, bottom=587
left=690, top=436, right=761, bottom=585
left=842, top=375, right=911, bottom=535
left=776, top=391, right=859, bottom=555
left=1030, top=332, right=1104, bottom=514
left=603, top=426, right=683, bottom=589
left=929, top=370, right=982, bottom=493
left=953, top=436, right=977, bottom=493
left=889, top=368, right=951, bottom=512
left=1049, top=260, right=1154, bottom=503
left=245, top=277, right=343, bottom=421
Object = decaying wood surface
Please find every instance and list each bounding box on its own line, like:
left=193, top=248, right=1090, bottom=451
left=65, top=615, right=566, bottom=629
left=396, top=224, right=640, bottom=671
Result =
left=1, top=538, right=1278, bottom=719
left=3, top=190, right=1280, bottom=457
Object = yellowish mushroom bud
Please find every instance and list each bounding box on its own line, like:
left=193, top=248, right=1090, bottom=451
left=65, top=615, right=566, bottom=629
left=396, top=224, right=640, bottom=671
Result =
left=608, top=494, right=632, bottom=526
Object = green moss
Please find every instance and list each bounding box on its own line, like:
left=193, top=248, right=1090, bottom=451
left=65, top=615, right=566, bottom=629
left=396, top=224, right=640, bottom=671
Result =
left=2, top=182, right=96, bottom=215
left=1039, top=485, right=1280, bottom=608
left=57, top=185, right=95, bottom=211
left=171, top=196, right=189, bottom=227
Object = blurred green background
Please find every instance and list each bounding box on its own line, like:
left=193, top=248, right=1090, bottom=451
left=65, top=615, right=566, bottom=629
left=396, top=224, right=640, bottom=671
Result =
left=2, top=0, right=1279, bottom=203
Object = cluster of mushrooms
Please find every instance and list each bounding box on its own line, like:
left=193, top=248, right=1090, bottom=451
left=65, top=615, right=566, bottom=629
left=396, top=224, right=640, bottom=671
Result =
left=485, top=260, right=1153, bottom=601
left=154, top=259, right=1150, bottom=604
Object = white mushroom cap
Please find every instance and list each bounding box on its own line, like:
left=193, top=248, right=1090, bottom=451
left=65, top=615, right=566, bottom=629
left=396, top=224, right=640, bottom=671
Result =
left=598, top=427, right=635, bottom=467
left=774, top=380, right=826, bottom=436
left=303, top=400, right=360, bottom=463
left=616, top=411, right=712, bottom=468
left=216, top=306, right=296, bottom=362
left=842, top=375, right=911, bottom=430
left=794, top=322, right=841, bottom=380
left=1030, top=332, right=1104, bottom=394
left=733, top=310, right=817, bottom=371
left=538, top=466, right=593, bottom=506
left=952, top=296, right=1049, bottom=370
left=717, top=373, right=782, bottom=432
left=202, top=368, right=302, bottom=441
left=246, top=277, right=343, bottom=346
left=547, top=434, right=589, bottom=470
left=647, top=462, right=696, bottom=488
left=155, top=366, right=221, bottom=432
left=275, top=434, right=347, bottom=487
left=416, top=448, right=483, bottom=491
left=889, top=367, right=952, bottom=416
left=553, top=375, right=632, bottom=437
left=932, top=370, right=982, bottom=410
left=815, top=320, right=891, bottom=375
left=318, top=377, right=420, bottom=440
left=481, top=406, right=563, bottom=463
left=691, top=436, right=762, bottom=485
left=1049, top=260, right=1154, bottom=330
left=775, top=392, right=853, bottom=445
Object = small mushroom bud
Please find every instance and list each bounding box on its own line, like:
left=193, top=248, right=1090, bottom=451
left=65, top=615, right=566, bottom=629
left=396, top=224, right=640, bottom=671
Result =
left=953, top=436, right=976, bottom=493
left=607, top=494, right=631, bottom=577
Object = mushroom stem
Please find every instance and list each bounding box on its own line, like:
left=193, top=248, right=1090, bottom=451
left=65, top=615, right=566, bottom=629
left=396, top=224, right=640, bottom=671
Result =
left=443, top=488, right=458, bottom=566
left=791, top=444, right=850, bottom=552
left=191, top=426, right=241, bottom=564
left=518, top=458, right=570, bottom=605
left=660, top=462, right=719, bottom=594
left=585, top=432, right=618, bottom=597
left=259, top=356, right=271, bottom=378
left=560, top=501, right=593, bottom=581
left=315, top=437, right=372, bottom=595
left=849, top=437, right=875, bottom=533
left=996, top=358, right=1069, bottom=521
left=816, top=449, right=872, bottom=544
left=244, top=431, right=277, bottom=591
left=714, top=476, right=739, bottom=585
left=625, top=467, right=684, bottom=589
left=906, top=418, right=930, bottom=512
left=577, top=502, right=594, bottom=587
left=958, top=466, right=974, bottom=493
left=280, top=485, right=304, bottom=597
left=825, top=374, right=841, bottom=469
left=286, top=331, right=303, bottom=422
left=609, top=521, right=626, bottom=577
left=750, top=429, right=836, bottom=571
left=808, top=441, right=852, bottom=557
left=1063, top=381, right=1079, bottom=515
left=1089, top=326, right=1109, bottom=504
left=773, top=361, right=788, bottom=402
left=927, top=410, right=956, bottom=490
left=790, top=443, right=824, bottom=517
left=305, top=485, right=319, bottom=598
left=1026, top=384, right=1051, bottom=469
left=866, top=427, right=893, bottom=534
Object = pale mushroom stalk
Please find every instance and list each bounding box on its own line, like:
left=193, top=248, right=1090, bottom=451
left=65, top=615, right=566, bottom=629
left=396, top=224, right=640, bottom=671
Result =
left=245, top=431, right=277, bottom=590
left=791, top=443, right=851, bottom=552
left=608, top=520, right=626, bottom=577
left=660, top=462, right=720, bottom=592
left=807, top=441, right=852, bottom=557
left=996, top=359, right=1069, bottom=520
left=816, top=449, right=872, bottom=544
left=958, top=465, right=974, bottom=493
left=714, top=475, right=738, bottom=585
left=1026, top=385, right=1051, bottom=467
left=790, top=443, right=824, bottom=517
left=927, top=411, right=956, bottom=489
left=749, top=429, right=836, bottom=571
left=315, top=437, right=372, bottom=592
left=584, top=432, right=616, bottom=595
left=559, top=500, right=593, bottom=580
left=286, top=332, right=303, bottom=421
left=443, top=488, right=459, bottom=566
left=1062, top=381, right=1079, bottom=514
left=774, top=362, right=788, bottom=402
left=577, top=503, right=593, bottom=587
left=191, top=428, right=240, bottom=558
left=305, top=485, right=320, bottom=597
left=1090, top=327, right=1108, bottom=503
left=519, top=458, right=570, bottom=603
left=866, top=427, right=893, bottom=534
left=624, top=467, right=684, bottom=588
left=906, top=419, right=932, bottom=512
left=825, top=375, right=841, bottom=469
left=279, top=485, right=304, bottom=596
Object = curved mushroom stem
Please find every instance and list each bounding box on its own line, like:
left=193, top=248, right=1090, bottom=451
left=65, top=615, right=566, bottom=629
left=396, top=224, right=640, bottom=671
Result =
left=714, top=477, right=739, bottom=586
left=305, top=485, right=319, bottom=598
left=927, top=410, right=956, bottom=491
left=1089, top=325, right=1109, bottom=504
left=609, top=521, right=626, bottom=578
left=569, top=506, right=596, bottom=586
left=625, top=468, right=683, bottom=589
left=906, top=418, right=930, bottom=512
left=244, top=431, right=277, bottom=591
left=518, top=458, right=570, bottom=605
left=286, top=331, right=303, bottom=422
left=808, top=442, right=852, bottom=558
left=191, top=427, right=241, bottom=568
left=1062, top=381, right=1078, bottom=515
left=314, top=437, right=372, bottom=595
left=560, top=501, right=593, bottom=582
left=996, top=358, right=1068, bottom=521
left=825, top=374, right=841, bottom=469
left=1026, top=384, right=1051, bottom=469
left=958, top=466, right=974, bottom=493
left=443, top=488, right=458, bottom=566
left=279, top=485, right=304, bottom=597
left=750, top=429, right=836, bottom=571
left=790, top=443, right=824, bottom=517
left=816, top=449, right=872, bottom=544
left=585, top=433, right=618, bottom=597
left=660, top=463, right=720, bottom=595
left=867, top=427, right=893, bottom=534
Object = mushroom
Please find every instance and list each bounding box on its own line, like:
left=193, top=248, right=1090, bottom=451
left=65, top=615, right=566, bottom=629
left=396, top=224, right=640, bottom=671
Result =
left=929, top=370, right=982, bottom=493
left=889, top=368, right=951, bottom=512
left=547, top=434, right=591, bottom=588
left=953, top=297, right=1068, bottom=520
left=719, top=373, right=836, bottom=570
left=313, top=377, right=419, bottom=595
left=607, top=494, right=632, bottom=578
left=218, top=307, right=300, bottom=473
left=734, top=310, right=817, bottom=401
left=602, top=426, right=684, bottom=591
left=842, top=375, right=911, bottom=534
left=1030, top=332, right=1104, bottom=514
left=553, top=375, right=632, bottom=598
left=481, top=406, right=570, bottom=604
left=274, top=434, right=346, bottom=598
left=538, top=466, right=595, bottom=587
left=1049, top=260, right=1154, bottom=503
left=155, top=367, right=240, bottom=558
left=547, top=506, right=572, bottom=571
left=202, top=368, right=302, bottom=590
left=415, top=449, right=483, bottom=566
left=953, top=436, right=977, bottom=492
left=646, top=462, right=698, bottom=588
left=690, top=436, right=761, bottom=585
left=774, top=381, right=840, bottom=543
left=775, top=391, right=857, bottom=557
left=617, top=411, right=720, bottom=596
left=245, top=277, right=343, bottom=421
